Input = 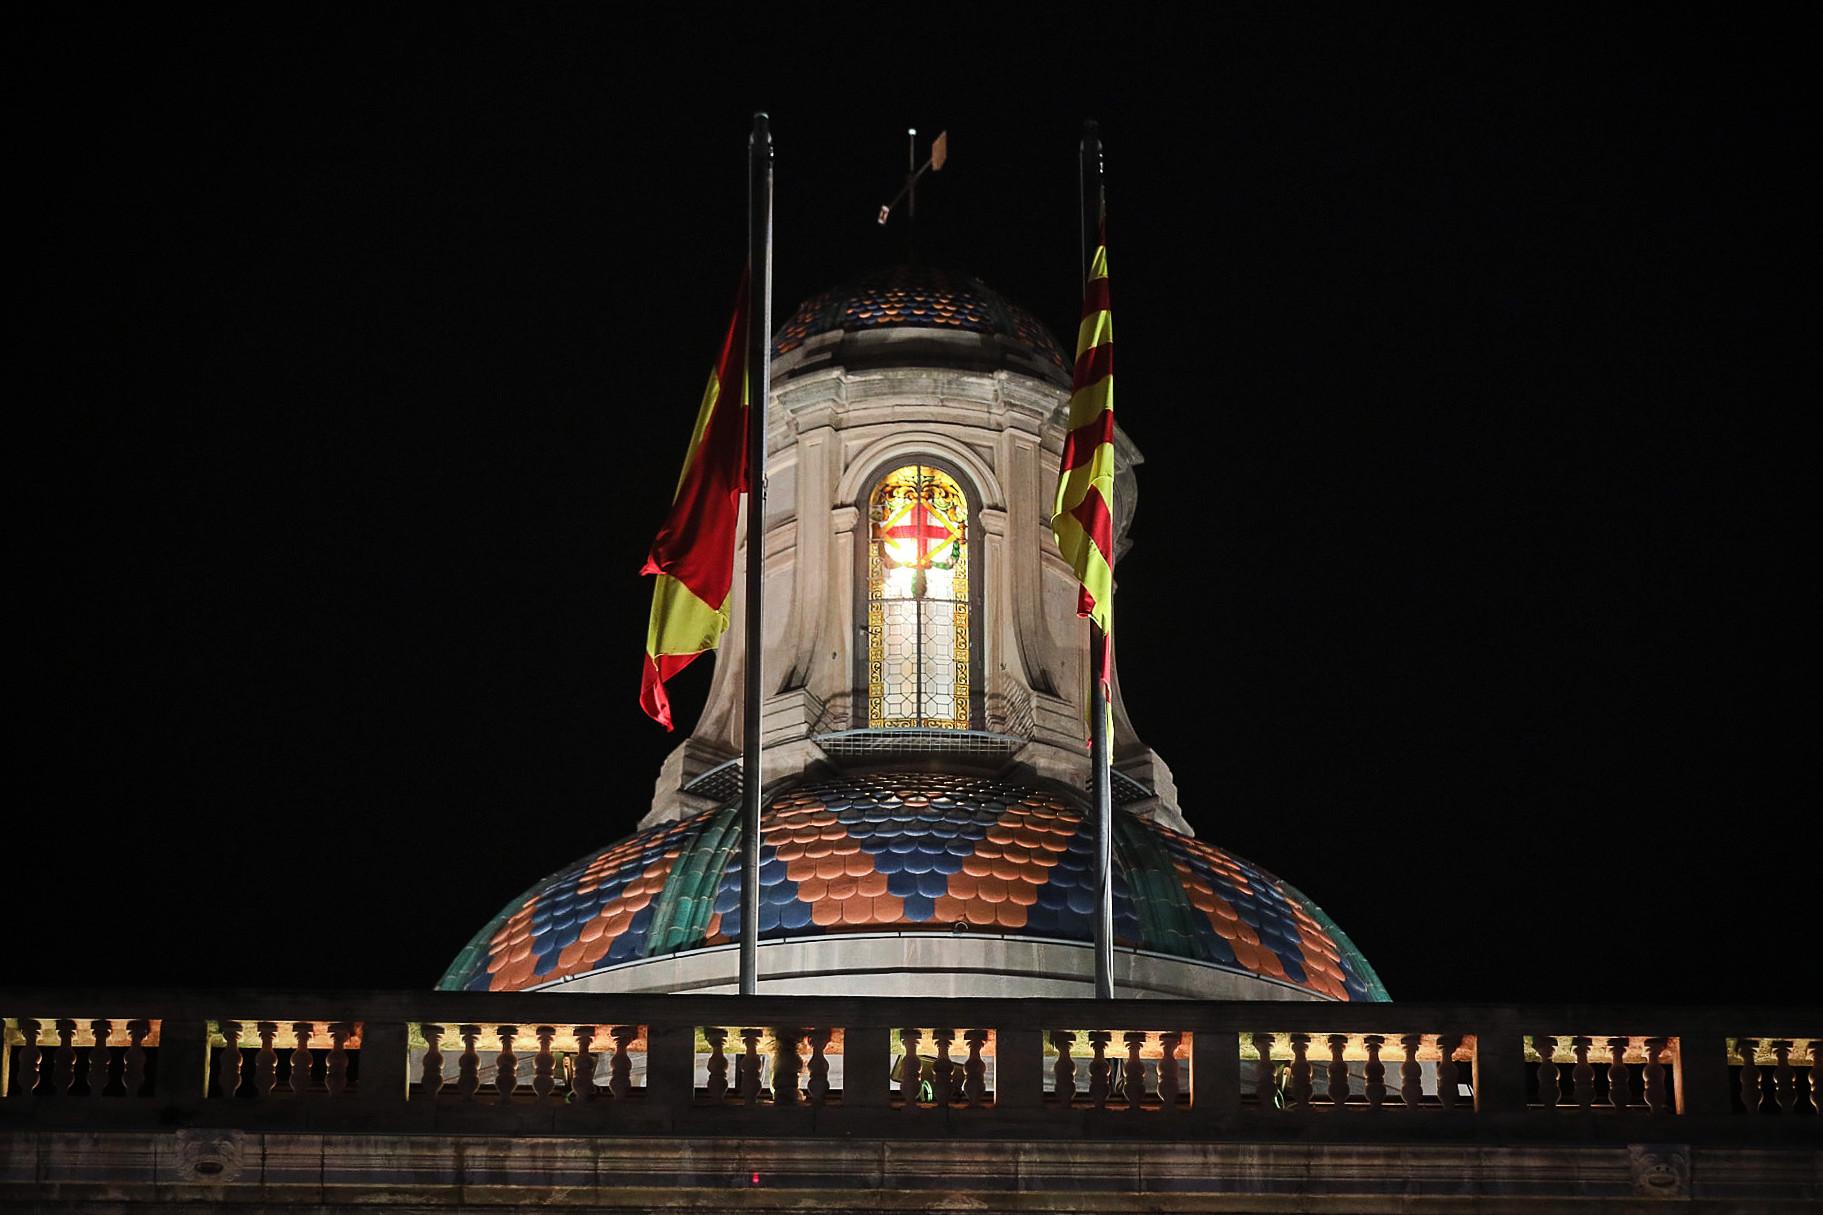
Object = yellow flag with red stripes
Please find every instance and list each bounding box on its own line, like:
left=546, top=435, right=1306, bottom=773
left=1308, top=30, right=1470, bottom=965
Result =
left=639, top=271, right=749, bottom=730
left=1052, top=227, right=1115, bottom=710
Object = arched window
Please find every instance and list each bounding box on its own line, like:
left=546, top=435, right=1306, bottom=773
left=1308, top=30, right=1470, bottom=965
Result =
left=866, top=464, right=972, bottom=729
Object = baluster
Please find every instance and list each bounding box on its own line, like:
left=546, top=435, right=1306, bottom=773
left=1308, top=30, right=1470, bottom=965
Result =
left=899, top=1028, right=924, bottom=1108
left=1436, top=1035, right=1462, bottom=1111
left=703, top=1027, right=728, bottom=1101
left=571, top=1026, right=597, bottom=1101
left=772, top=1027, right=804, bottom=1106
left=253, top=1022, right=278, bottom=1097
left=1051, top=1031, right=1078, bottom=1105
left=1399, top=1033, right=1425, bottom=1108
left=1158, top=1032, right=1183, bottom=1110
left=807, top=1029, right=832, bottom=1106
left=1570, top=1036, right=1594, bottom=1109
left=1534, top=1035, right=1559, bottom=1109
left=1286, top=1034, right=1313, bottom=1109
left=15, top=1019, right=42, bottom=1097
left=124, top=1020, right=150, bottom=1097
left=608, top=1027, right=636, bottom=1100
left=962, top=1030, right=988, bottom=1107
left=87, top=1019, right=113, bottom=1097
left=1601, top=1037, right=1627, bottom=1110
left=931, top=1029, right=956, bottom=1107
left=1363, top=1035, right=1386, bottom=1109
left=456, top=1025, right=482, bottom=1100
left=1771, top=1040, right=1795, bottom=1113
left=54, top=1020, right=78, bottom=1095
left=1251, top=1033, right=1277, bottom=1110
left=738, top=1029, right=764, bottom=1104
left=1122, top=1032, right=1147, bottom=1110
left=326, top=1023, right=353, bottom=1097
left=1326, top=1035, right=1350, bottom=1108
left=532, top=1027, right=557, bottom=1101
left=290, top=1021, right=314, bottom=1096
left=494, top=1026, right=519, bottom=1101
left=1087, top=1031, right=1113, bottom=1108
left=216, top=1021, right=242, bottom=1099
left=420, top=1024, right=445, bottom=1097
left=1642, top=1037, right=1669, bottom=1114
left=1736, top=1037, right=1761, bottom=1113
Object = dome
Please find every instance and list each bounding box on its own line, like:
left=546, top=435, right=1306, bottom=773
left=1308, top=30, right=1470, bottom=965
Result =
left=439, top=771, right=1388, bottom=1002
left=772, top=266, right=1070, bottom=381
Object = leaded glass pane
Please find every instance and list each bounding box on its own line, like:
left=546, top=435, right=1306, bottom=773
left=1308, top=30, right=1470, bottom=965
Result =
left=866, top=464, right=971, bottom=729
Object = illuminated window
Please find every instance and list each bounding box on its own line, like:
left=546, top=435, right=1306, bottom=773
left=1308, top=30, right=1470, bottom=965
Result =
left=866, top=464, right=971, bottom=729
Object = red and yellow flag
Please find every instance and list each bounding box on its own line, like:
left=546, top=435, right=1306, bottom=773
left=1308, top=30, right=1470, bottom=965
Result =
left=1052, top=227, right=1115, bottom=702
left=640, top=273, right=750, bottom=729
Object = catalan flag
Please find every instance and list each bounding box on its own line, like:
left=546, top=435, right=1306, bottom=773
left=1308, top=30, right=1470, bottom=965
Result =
left=1052, top=227, right=1116, bottom=702
left=640, top=272, right=749, bottom=729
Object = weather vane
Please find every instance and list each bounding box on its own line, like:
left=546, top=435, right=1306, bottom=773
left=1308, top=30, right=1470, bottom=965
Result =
left=877, top=128, right=948, bottom=259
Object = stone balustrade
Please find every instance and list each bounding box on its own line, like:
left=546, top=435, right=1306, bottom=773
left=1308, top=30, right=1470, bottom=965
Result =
left=3, top=991, right=1816, bottom=1141
left=4, top=1016, right=158, bottom=1101
left=209, top=1020, right=360, bottom=1100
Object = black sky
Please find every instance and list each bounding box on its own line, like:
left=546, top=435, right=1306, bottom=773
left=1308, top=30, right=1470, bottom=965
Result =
left=14, top=7, right=1812, bottom=1005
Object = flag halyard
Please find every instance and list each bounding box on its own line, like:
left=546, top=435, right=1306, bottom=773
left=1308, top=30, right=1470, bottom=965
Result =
left=639, top=271, right=751, bottom=729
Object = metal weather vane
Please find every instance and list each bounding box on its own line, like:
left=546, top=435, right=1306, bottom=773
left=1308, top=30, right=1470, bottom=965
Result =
left=877, top=128, right=948, bottom=257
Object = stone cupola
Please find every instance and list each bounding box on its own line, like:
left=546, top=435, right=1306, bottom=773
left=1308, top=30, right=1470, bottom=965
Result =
left=442, top=272, right=1390, bottom=1000
left=645, top=267, right=1183, bottom=834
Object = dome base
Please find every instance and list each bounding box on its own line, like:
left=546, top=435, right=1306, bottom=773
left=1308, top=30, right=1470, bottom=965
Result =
left=517, top=933, right=1333, bottom=1001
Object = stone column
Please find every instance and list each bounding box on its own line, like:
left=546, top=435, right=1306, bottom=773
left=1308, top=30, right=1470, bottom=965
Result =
left=1472, top=1013, right=1528, bottom=1114
left=356, top=1021, right=408, bottom=1109
left=644, top=1024, right=697, bottom=1117
left=994, top=1027, right=1044, bottom=1111
left=158, top=1019, right=212, bottom=1111
left=843, top=1025, right=892, bottom=1109
left=1190, top=1030, right=1240, bottom=1127
left=1675, top=1030, right=1731, bottom=1117
left=826, top=504, right=860, bottom=729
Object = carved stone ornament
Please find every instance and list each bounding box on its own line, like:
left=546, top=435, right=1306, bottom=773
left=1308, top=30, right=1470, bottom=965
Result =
left=173, top=1129, right=245, bottom=1184
left=1627, top=1143, right=1691, bottom=1200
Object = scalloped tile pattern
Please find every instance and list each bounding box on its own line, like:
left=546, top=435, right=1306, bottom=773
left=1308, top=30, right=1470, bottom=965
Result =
left=1159, top=830, right=1372, bottom=1002
left=703, top=775, right=1143, bottom=944
left=444, top=772, right=1379, bottom=1002
left=772, top=266, right=1069, bottom=370
left=476, top=815, right=702, bottom=991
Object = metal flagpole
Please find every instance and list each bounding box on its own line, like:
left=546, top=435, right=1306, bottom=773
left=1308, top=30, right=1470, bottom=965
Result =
left=1080, top=120, right=1114, bottom=1002
left=906, top=127, right=916, bottom=262
left=1090, top=647, right=1113, bottom=1000
left=739, top=112, right=773, bottom=997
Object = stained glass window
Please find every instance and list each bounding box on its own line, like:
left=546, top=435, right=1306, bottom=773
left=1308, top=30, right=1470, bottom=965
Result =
left=867, top=465, right=971, bottom=729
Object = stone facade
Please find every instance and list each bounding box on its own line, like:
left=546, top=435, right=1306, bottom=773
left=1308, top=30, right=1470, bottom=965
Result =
left=3, top=991, right=1818, bottom=1211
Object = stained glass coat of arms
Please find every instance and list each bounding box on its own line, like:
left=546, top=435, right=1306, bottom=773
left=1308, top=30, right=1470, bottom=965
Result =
left=867, top=465, right=971, bottom=729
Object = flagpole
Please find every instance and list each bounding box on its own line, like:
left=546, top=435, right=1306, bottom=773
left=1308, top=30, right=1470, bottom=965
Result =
left=740, top=112, right=773, bottom=997
left=1080, top=119, right=1114, bottom=1002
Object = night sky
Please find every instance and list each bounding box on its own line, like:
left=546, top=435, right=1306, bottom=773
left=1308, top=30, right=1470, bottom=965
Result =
left=15, top=9, right=1811, bottom=1006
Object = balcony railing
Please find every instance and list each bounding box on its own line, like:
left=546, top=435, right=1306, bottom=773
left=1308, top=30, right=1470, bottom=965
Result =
left=4, top=990, right=1816, bottom=1141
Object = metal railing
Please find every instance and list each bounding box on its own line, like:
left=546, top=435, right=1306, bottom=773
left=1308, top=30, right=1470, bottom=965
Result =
left=812, top=728, right=1031, bottom=761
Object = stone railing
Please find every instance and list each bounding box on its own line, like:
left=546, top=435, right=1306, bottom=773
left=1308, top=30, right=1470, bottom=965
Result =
left=2, top=991, right=1817, bottom=1142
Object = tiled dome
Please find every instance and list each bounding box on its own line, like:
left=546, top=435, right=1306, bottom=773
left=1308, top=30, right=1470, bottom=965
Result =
left=439, top=772, right=1388, bottom=1002
left=773, top=267, right=1070, bottom=371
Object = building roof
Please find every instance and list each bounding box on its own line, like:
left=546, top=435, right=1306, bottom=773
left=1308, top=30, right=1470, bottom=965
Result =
left=439, top=771, right=1389, bottom=1002
left=772, top=266, right=1070, bottom=372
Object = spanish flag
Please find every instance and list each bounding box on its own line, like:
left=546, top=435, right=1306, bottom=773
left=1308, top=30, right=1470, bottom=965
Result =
left=640, top=273, right=750, bottom=729
left=1052, top=227, right=1115, bottom=704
